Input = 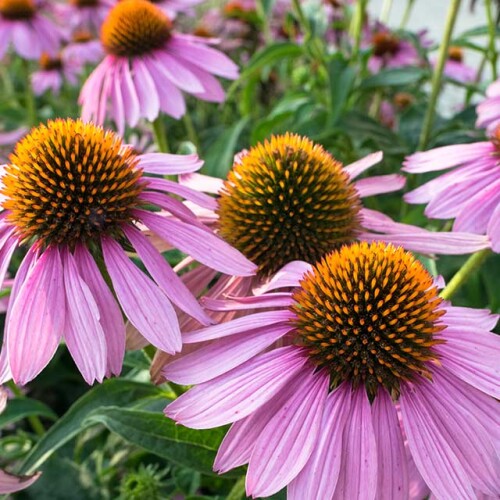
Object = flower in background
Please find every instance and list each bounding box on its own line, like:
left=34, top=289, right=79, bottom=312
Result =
left=165, top=241, right=500, bottom=499
left=439, top=46, right=476, bottom=84
left=0, top=127, right=27, bottom=163
left=404, top=127, right=500, bottom=251
left=144, top=0, right=203, bottom=18
left=79, top=0, right=239, bottom=133
left=55, top=0, right=115, bottom=34
left=62, top=29, right=104, bottom=65
left=0, top=118, right=255, bottom=386
left=0, top=0, right=63, bottom=60
left=476, top=78, right=500, bottom=134
left=31, top=52, right=81, bottom=96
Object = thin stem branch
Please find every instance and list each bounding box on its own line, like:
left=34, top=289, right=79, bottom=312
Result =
left=152, top=115, right=170, bottom=153
left=182, top=113, right=199, bottom=150
left=226, top=476, right=246, bottom=500
left=380, top=0, right=393, bottom=23
left=485, top=0, right=498, bottom=80
left=400, top=0, right=415, bottom=29
left=418, top=0, right=461, bottom=151
left=7, top=381, right=45, bottom=437
left=350, top=0, right=368, bottom=59
left=440, top=249, right=491, bottom=301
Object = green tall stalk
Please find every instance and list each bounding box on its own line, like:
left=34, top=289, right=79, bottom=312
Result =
left=400, top=0, right=415, bottom=29
left=485, top=0, right=498, bottom=80
left=152, top=116, right=170, bottom=153
left=350, top=0, right=368, bottom=59
left=22, top=60, right=36, bottom=127
left=380, top=0, right=393, bottom=23
left=417, top=0, right=461, bottom=151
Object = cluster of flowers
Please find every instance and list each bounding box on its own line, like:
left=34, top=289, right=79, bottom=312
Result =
left=0, top=0, right=498, bottom=498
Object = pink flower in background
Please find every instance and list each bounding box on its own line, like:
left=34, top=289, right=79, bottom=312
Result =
left=55, top=0, right=115, bottom=34
left=438, top=46, right=476, bottom=84
left=476, top=78, right=500, bottom=134
left=62, top=29, right=104, bottom=65
left=79, top=0, right=239, bottom=133
left=0, top=0, right=63, bottom=60
left=0, top=127, right=27, bottom=163
left=0, top=118, right=255, bottom=386
left=165, top=241, right=500, bottom=499
left=31, top=52, right=81, bottom=96
left=147, top=0, right=202, bottom=18
left=403, top=128, right=500, bottom=251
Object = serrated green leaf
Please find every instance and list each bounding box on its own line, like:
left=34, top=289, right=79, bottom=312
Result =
left=0, top=398, right=57, bottom=429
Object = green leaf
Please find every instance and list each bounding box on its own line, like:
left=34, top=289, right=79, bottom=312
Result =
left=359, top=67, right=428, bottom=89
left=19, top=379, right=165, bottom=474
left=85, top=407, right=227, bottom=476
left=327, top=56, right=356, bottom=125
left=0, top=398, right=57, bottom=429
left=239, top=42, right=303, bottom=79
left=202, top=117, right=250, bottom=178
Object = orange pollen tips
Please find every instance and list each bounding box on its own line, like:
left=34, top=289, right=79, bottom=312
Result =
left=372, top=31, right=400, bottom=57
left=291, top=242, right=446, bottom=399
left=101, top=0, right=172, bottom=57
left=39, top=53, right=63, bottom=71
left=2, top=119, right=145, bottom=246
left=0, top=0, right=35, bottom=19
left=448, top=46, right=463, bottom=62
left=217, top=134, right=361, bottom=277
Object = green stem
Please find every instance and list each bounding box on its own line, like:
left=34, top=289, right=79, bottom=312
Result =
left=380, top=0, right=393, bottom=23
left=417, top=0, right=461, bottom=151
left=7, top=381, right=45, bottom=437
left=182, top=113, right=199, bottom=150
left=440, top=249, right=491, bottom=301
left=292, top=0, right=311, bottom=39
left=350, top=0, right=368, bottom=59
left=400, top=0, right=415, bottom=29
left=485, top=0, right=498, bottom=80
left=22, top=60, right=36, bottom=127
left=226, top=476, right=246, bottom=500
left=152, top=116, right=170, bottom=153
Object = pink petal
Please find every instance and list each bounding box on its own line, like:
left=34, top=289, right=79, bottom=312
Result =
left=101, top=237, right=181, bottom=354
left=179, top=172, right=223, bottom=194
left=0, top=470, right=40, bottom=494
left=202, top=292, right=294, bottom=311
left=252, top=260, right=312, bottom=294
left=8, top=247, right=65, bottom=385
left=355, top=174, right=405, bottom=198
left=443, top=306, right=499, bottom=330
left=344, top=151, right=383, bottom=179
left=132, top=58, right=160, bottom=121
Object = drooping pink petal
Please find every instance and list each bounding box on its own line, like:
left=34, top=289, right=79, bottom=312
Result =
left=246, top=370, right=329, bottom=498
left=355, top=174, right=405, bottom=198
left=288, top=383, right=352, bottom=500
left=332, top=386, right=377, bottom=500
left=443, top=305, right=499, bottom=330
left=372, top=389, right=408, bottom=499
left=252, top=260, right=312, bottom=294
left=62, top=249, right=107, bottom=385
left=136, top=209, right=257, bottom=276
left=0, top=470, right=41, bottom=494
left=344, top=151, right=383, bottom=179
left=120, top=59, right=140, bottom=128
left=202, top=292, right=294, bottom=311
left=8, top=247, right=66, bottom=385
left=101, top=237, right=181, bottom=354
left=132, top=58, right=160, bottom=121
left=74, top=245, right=125, bottom=377
left=165, top=346, right=308, bottom=429
left=179, top=172, right=223, bottom=194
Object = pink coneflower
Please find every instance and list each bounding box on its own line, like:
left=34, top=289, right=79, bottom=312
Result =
left=79, top=0, right=239, bottom=133
left=0, top=118, right=255, bottom=386
left=55, top=0, right=115, bottom=34
left=0, top=470, right=40, bottom=494
left=62, top=29, right=104, bottom=65
left=403, top=128, right=500, bottom=251
left=165, top=241, right=500, bottom=499
left=144, top=0, right=202, bottom=18
left=476, top=78, right=500, bottom=134
left=31, top=52, right=81, bottom=96
left=438, top=46, right=476, bottom=84
left=0, top=0, right=63, bottom=60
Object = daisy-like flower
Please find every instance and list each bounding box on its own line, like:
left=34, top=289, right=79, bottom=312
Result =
left=0, top=118, right=255, bottom=386
left=439, top=46, right=476, bottom=84
left=62, top=29, right=104, bottom=65
left=79, top=0, right=239, bottom=133
left=0, top=0, right=63, bottom=60
left=476, top=78, right=500, bottom=134
left=31, top=52, right=81, bottom=96
left=165, top=241, right=500, bottom=499
left=144, top=0, right=203, bottom=18
left=403, top=127, right=500, bottom=251
left=55, top=0, right=115, bottom=33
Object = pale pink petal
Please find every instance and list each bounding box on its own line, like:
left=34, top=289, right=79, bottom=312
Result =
left=355, top=174, right=405, bottom=198
left=165, top=346, right=308, bottom=428
left=202, top=292, right=294, bottom=311
left=486, top=201, right=500, bottom=252
left=179, top=172, right=223, bottom=194
left=443, top=305, right=499, bottom=330
left=132, top=58, right=160, bottom=121
left=154, top=51, right=203, bottom=92
left=101, top=237, right=181, bottom=354
left=0, top=470, right=41, bottom=494
left=344, top=151, right=383, bottom=179
left=252, top=260, right=312, bottom=294
left=120, top=60, right=140, bottom=127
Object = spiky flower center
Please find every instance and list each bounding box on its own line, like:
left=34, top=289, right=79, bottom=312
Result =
left=71, top=0, right=99, bottom=6
left=72, top=29, right=94, bottom=43
left=217, top=134, right=361, bottom=277
left=2, top=119, right=145, bottom=247
left=372, top=31, right=400, bottom=57
left=101, top=0, right=172, bottom=57
left=292, top=241, right=446, bottom=399
left=448, top=46, right=463, bottom=62
left=39, top=53, right=63, bottom=71
left=0, top=0, right=35, bottom=19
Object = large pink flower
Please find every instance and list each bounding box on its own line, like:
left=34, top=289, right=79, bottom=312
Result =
left=0, top=118, right=255, bottom=386
left=0, top=0, right=63, bottom=60
left=79, top=0, right=239, bottom=133
left=165, top=241, right=500, bottom=499
left=403, top=129, right=500, bottom=251
left=476, top=78, right=500, bottom=134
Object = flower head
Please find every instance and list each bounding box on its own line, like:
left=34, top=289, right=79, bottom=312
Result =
left=165, top=241, right=500, bottom=499
left=31, top=52, right=81, bottom=96
left=0, top=118, right=255, bottom=385
left=55, top=0, right=115, bottom=34
left=79, top=0, right=239, bottom=132
left=0, top=0, right=63, bottom=60
left=62, top=29, right=104, bottom=65
left=476, top=78, right=500, bottom=134
left=138, top=0, right=203, bottom=18
left=437, top=45, right=476, bottom=84
left=403, top=128, right=500, bottom=251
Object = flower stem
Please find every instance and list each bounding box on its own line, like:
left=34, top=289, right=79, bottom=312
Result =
left=417, top=0, right=461, bottom=151
left=400, top=0, right=415, bottom=29
left=485, top=0, right=498, bottom=80
left=182, top=113, right=199, bottom=150
left=440, top=248, right=491, bottom=301
left=380, top=0, right=393, bottom=23
left=7, top=381, right=45, bottom=437
left=22, top=60, right=36, bottom=127
left=226, top=476, right=246, bottom=500
left=350, top=0, right=368, bottom=59
left=152, top=116, right=170, bottom=153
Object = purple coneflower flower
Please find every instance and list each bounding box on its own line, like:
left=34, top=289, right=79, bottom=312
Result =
left=146, top=0, right=202, bottom=18
left=62, top=29, right=104, bottom=65
left=31, top=52, right=81, bottom=96
left=79, top=0, right=239, bottom=133
left=0, top=118, right=255, bottom=386
left=55, top=0, right=115, bottom=34
left=438, top=46, right=476, bottom=84
left=165, top=241, right=500, bottom=499
left=0, top=0, right=63, bottom=60
left=403, top=129, right=500, bottom=251
left=476, top=78, right=500, bottom=134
